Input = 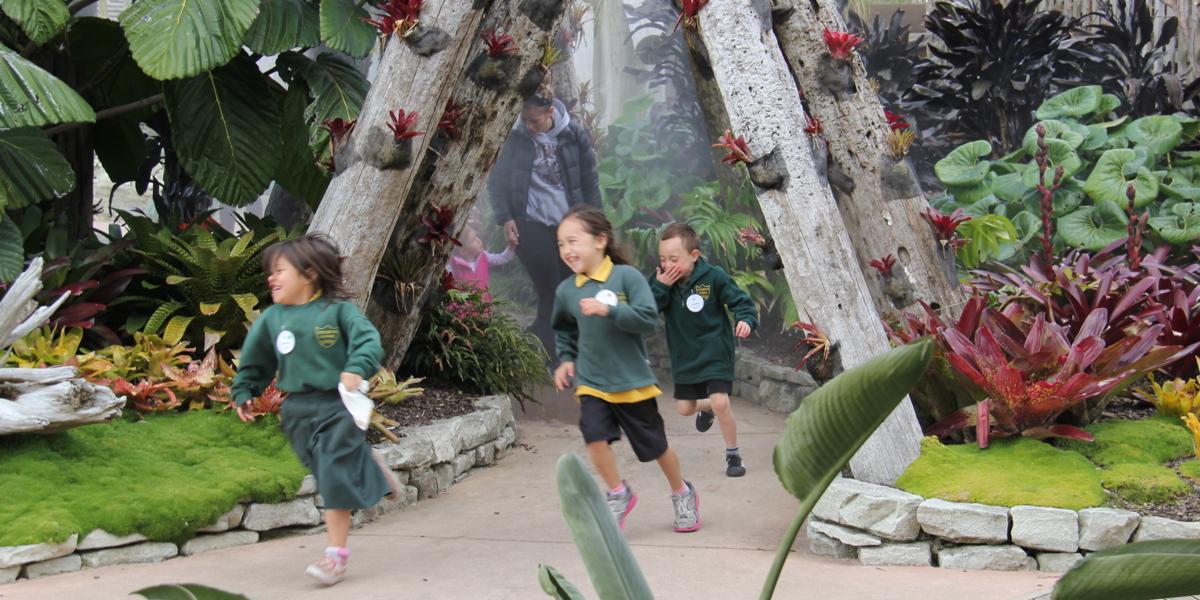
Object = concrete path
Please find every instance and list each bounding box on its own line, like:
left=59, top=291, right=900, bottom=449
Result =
left=1, top=388, right=1057, bottom=600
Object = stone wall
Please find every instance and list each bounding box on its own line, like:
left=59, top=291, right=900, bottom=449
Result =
left=807, top=477, right=1199, bottom=573
left=645, top=333, right=818, bottom=413
left=0, top=395, right=518, bottom=584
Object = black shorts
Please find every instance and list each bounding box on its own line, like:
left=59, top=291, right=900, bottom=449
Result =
left=578, top=395, right=669, bottom=462
left=673, top=380, right=733, bottom=400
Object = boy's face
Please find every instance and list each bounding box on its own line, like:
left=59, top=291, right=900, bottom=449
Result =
left=658, top=237, right=700, bottom=280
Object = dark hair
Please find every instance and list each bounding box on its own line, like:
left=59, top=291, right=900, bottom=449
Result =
left=660, top=222, right=700, bottom=253
left=522, top=86, right=554, bottom=110
left=261, top=233, right=355, bottom=301
left=562, top=205, right=631, bottom=265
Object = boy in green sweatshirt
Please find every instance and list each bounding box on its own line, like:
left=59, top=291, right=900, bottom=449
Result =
left=651, top=223, right=758, bottom=477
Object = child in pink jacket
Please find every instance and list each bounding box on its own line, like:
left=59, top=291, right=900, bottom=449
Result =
left=447, top=223, right=516, bottom=302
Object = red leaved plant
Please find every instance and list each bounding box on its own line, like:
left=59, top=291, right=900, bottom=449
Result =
left=922, top=207, right=972, bottom=251
left=822, top=28, right=865, bottom=60
left=792, top=312, right=830, bottom=371
left=161, top=348, right=223, bottom=410
left=673, top=0, right=709, bottom=33
left=803, top=113, right=822, bottom=136
left=418, top=204, right=461, bottom=247
left=438, top=98, right=467, bottom=140
left=480, top=29, right=519, bottom=57
left=387, top=109, right=426, bottom=141
left=713, top=129, right=754, bottom=166
left=885, top=111, right=909, bottom=131
left=320, top=118, right=356, bottom=143
left=363, top=0, right=421, bottom=35
left=109, top=378, right=179, bottom=413
left=869, top=254, right=897, bottom=277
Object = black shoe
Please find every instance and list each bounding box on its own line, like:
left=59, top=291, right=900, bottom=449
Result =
left=695, top=410, right=715, bottom=432
left=726, top=453, right=746, bottom=477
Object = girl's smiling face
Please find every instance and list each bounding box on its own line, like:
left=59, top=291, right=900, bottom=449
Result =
left=557, top=217, right=607, bottom=275
left=268, top=256, right=317, bottom=305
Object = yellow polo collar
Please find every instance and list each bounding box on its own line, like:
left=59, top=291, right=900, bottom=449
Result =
left=574, top=256, right=614, bottom=287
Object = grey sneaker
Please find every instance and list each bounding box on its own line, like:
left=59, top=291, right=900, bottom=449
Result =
left=695, top=410, right=715, bottom=432
left=726, top=453, right=746, bottom=477
left=606, top=482, right=637, bottom=530
left=671, top=481, right=700, bottom=532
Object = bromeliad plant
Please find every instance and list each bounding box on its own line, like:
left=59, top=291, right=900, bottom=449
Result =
left=480, top=29, right=519, bottom=57
left=822, top=28, right=864, bottom=63
left=713, top=129, right=754, bottom=166
left=367, top=369, right=425, bottom=443
left=437, top=98, right=467, bottom=140
left=869, top=254, right=897, bottom=278
left=672, top=0, right=708, bottom=35
left=363, top=0, right=422, bottom=37
left=922, top=207, right=971, bottom=251
left=417, top=204, right=461, bottom=247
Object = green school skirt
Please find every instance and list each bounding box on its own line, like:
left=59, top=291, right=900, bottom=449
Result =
left=280, top=389, right=391, bottom=510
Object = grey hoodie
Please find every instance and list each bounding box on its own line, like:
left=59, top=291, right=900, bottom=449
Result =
left=517, top=98, right=572, bottom=227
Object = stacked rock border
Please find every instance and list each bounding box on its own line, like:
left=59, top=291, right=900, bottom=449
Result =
left=0, top=395, right=517, bottom=584
left=808, top=477, right=1200, bottom=572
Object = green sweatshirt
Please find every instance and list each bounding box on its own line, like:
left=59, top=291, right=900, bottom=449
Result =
left=551, top=258, right=659, bottom=394
left=231, top=299, right=384, bottom=405
left=650, top=257, right=759, bottom=384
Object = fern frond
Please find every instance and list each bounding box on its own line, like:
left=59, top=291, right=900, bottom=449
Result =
left=145, top=302, right=186, bottom=336
left=163, top=315, right=196, bottom=345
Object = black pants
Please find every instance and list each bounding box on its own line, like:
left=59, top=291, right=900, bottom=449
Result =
left=513, top=219, right=573, bottom=359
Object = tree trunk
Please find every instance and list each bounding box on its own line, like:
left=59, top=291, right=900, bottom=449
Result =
left=684, top=41, right=745, bottom=199
left=308, top=0, right=488, bottom=304
left=365, top=0, right=569, bottom=369
left=695, top=0, right=922, bottom=485
left=591, top=0, right=640, bottom=120
left=773, top=0, right=962, bottom=316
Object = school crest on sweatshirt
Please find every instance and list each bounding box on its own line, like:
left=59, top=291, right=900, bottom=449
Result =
left=315, top=325, right=340, bottom=348
left=695, top=284, right=712, bottom=300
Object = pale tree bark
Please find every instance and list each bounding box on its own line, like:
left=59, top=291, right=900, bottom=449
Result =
left=366, top=0, right=569, bottom=369
left=590, top=0, right=640, bottom=120
left=773, top=0, right=962, bottom=316
left=695, top=0, right=922, bottom=485
left=308, top=0, right=487, bottom=303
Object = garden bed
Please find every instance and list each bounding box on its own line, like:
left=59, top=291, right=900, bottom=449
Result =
left=366, top=381, right=485, bottom=445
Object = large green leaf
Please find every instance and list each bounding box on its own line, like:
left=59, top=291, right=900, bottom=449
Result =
left=1125, top=115, right=1183, bottom=156
left=1036, top=86, right=1102, bottom=120
left=274, top=82, right=330, bottom=208
left=165, top=54, right=282, bottom=207
left=119, top=0, right=260, bottom=80
left=935, top=140, right=992, bottom=187
left=244, top=0, right=321, bottom=55
left=539, top=564, right=588, bottom=600
left=1022, top=120, right=1085, bottom=155
left=1052, top=540, right=1200, bottom=600
left=1020, top=140, right=1084, bottom=188
left=955, top=214, right=1019, bottom=269
left=765, top=338, right=933, bottom=599
left=1058, top=200, right=1129, bottom=251
left=555, top=452, right=654, bottom=600
left=1, top=0, right=68, bottom=46
left=275, top=51, right=369, bottom=156
left=1149, top=203, right=1200, bottom=246
left=93, top=114, right=147, bottom=185
left=990, top=172, right=1031, bottom=202
left=0, top=127, right=75, bottom=210
left=0, top=214, right=24, bottom=283
left=68, top=17, right=161, bottom=112
left=133, top=583, right=254, bottom=600
left=0, top=49, right=95, bottom=128
left=1083, top=149, right=1159, bottom=208
left=319, top=0, right=376, bottom=59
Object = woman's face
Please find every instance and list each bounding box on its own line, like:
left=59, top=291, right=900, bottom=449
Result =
left=557, top=217, right=606, bottom=275
left=521, top=106, right=554, bottom=136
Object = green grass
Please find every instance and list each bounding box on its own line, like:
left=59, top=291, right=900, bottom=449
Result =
left=1181, top=460, right=1200, bottom=481
left=0, top=411, right=306, bottom=547
left=896, top=436, right=1107, bottom=510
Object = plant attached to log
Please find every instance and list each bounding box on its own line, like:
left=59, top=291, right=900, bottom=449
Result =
left=481, top=29, right=519, bottom=56
left=819, top=28, right=865, bottom=94
left=803, top=114, right=822, bottom=137
left=792, top=314, right=830, bottom=370
left=379, top=109, right=426, bottom=170
left=823, top=28, right=865, bottom=62
left=672, top=0, right=708, bottom=34
left=885, top=111, right=909, bottom=131
left=437, top=98, right=467, bottom=140
left=320, top=118, right=356, bottom=145
left=885, top=128, right=916, bottom=159
left=541, top=41, right=566, bottom=70
left=869, top=254, right=897, bottom=278
left=477, top=29, right=520, bottom=88
left=363, top=0, right=422, bottom=37
left=713, top=129, right=754, bottom=166
left=417, top=204, right=461, bottom=247
left=922, top=207, right=972, bottom=252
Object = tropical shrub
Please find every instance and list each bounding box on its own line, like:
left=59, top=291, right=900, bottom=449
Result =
left=1136, top=364, right=1200, bottom=419
left=5, top=326, right=85, bottom=369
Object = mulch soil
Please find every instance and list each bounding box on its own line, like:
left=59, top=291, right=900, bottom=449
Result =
left=1097, top=393, right=1200, bottom=521
left=735, top=327, right=808, bottom=368
left=365, top=380, right=484, bottom=445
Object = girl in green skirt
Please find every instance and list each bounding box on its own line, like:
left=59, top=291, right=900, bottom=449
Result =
left=232, top=234, right=401, bottom=586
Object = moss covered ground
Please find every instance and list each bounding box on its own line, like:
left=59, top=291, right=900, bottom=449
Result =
left=1181, top=460, right=1200, bottom=481
left=898, top=416, right=1198, bottom=510
left=0, top=411, right=306, bottom=547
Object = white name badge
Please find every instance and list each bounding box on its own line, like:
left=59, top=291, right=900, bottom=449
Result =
left=686, top=294, right=705, bottom=312
left=276, top=330, right=296, bottom=354
left=595, top=289, right=619, bottom=306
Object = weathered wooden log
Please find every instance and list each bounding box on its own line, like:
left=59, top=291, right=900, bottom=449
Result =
left=365, top=0, right=569, bottom=368
left=0, top=257, right=69, bottom=349
left=308, top=0, right=488, bottom=304
left=0, top=366, right=77, bottom=384
left=695, top=0, right=922, bottom=485
left=773, top=0, right=962, bottom=316
left=0, top=380, right=125, bottom=435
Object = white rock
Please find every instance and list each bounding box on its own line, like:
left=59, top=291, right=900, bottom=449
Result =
left=297, top=475, right=318, bottom=496
left=859, top=541, right=932, bottom=567
left=1132, top=516, right=1200, bottom=542
left=809, top=520, right=882, bottom=547
left=456, top=412, right=496, bottom=451
left=937, top=545, right=1036, bottom=571
left=406, top=420, right=464, bottom=464
left=375, top=433, right=436, bottom=470
left=79, top=542, right=178, bottom=568
left=500, top=425, right=517, bottom=448
left=452, top=452, right=474, bottom=477
left=1010, top=506, right=1079, bottom=552
left=180, top=531, right=259, bottom=556
left=0, top=534, right=78, bottom=569
left=475, top=442, right=496, bottom=466
left=77, top=529, right=147, bottom=551
left=1078, top=508, right=1140, bottom=551
left=241, top=497, right=321, bottom=531
left=806, top=521, right=857, bottom=559
left=1, top=565, right=20, bottom=584
left=812, top=478, right=922, bottom=541
left=473, top=395, right=513, bottom=430
left=917, top=498, right=1009, bottom=544
left=21, top=554, right=82, bottom=579
left=434, top=463, right=455, bottom=493
left=1036, top=552, right=1083, bottom=573
left=412, top=470, right=439, bottom=500
left=197, top=505, right=247, bottom=533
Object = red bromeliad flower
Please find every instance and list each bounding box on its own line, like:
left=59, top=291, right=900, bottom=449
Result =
left=738, top=227, right=765, bottom=247
left=713, top=129, right=754, bottom=166
left=803, top=113, right=822, bottom=136
left=419, top=204, right=461, bottom=247
left=885, top=111, right=909, bottom=131
left=822, top=27, right=865, bottom=60
left=922, top=207, right=972, bottom=250
left=441, top=270, right=460, bottom=292
left=480, top=29, right=519, bottom=57
left=792, top=313, right=831, bottom=370
left=673, top=0, right=709, bottom=32
left=320, top=118, right=357, bottom=143
left=869, top=254, right=897, bottom=277
left=363, top=0, right=422, bottom=35
left=387, top=109, right=426, bottom=141
left=438, top=98, right=467, bottom=140
left=108, top=378, right=179, bottom=414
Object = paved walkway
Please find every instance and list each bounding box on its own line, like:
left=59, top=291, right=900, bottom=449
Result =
left=1, top=388, right=1057, bottom=600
